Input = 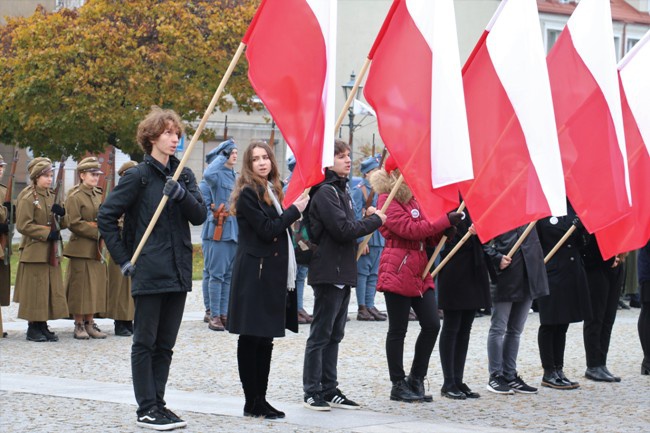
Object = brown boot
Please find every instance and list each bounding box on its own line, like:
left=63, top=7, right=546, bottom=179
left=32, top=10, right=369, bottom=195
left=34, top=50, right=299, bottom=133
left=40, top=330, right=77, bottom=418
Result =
left=85, top=321, right=107, bottom=339
left=220, top=315, right=228, bottom=328
left=368, top=306, right=387, bottom=321
left=357, top=305, right=375, bottom=321
left=208, top=316, right=225, bottom=331
left=74, top=322, right=90, bottom=340
left=203, top=310, right=211, bottom=323
left=298, top=308, right=313, bottom=324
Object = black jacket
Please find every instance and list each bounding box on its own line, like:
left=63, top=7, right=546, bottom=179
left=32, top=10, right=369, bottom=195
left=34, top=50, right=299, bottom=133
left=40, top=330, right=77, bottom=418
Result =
left=98, top=154, right=205, bottom=296
left=307, top=169, right=382, bottom=287
left=227, top=185, right=301, bottom=337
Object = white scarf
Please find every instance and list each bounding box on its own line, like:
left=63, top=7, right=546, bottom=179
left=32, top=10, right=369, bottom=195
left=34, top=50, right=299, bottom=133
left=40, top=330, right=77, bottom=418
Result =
left=267, top=182, right=297, bottom=290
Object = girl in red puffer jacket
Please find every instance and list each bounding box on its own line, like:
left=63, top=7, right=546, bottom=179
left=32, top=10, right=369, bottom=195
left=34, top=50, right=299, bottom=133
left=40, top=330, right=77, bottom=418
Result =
left=370, top=156, right=462, bottom=403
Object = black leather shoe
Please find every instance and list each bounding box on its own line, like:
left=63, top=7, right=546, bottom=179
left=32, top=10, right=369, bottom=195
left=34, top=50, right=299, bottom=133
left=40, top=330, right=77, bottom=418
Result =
left=262, top=399, right=285, bottom=419
left=585, top=367, right=615, bottom=382
left=114, top=320, right=133, bottom=337
left=458, top=383, right=480, bottom=398
left=541, top=370, right=573, bottom=390
left=390, top=379, right=423, bottom=403
left=26, top=323, right=47, bottom=342
left=641, top=360, right=650, bottom=375
left=555, top=369, right=580, bottom=389
left=406, top=375, right=432, bottom=402
left=243, top=397, right=278, bottom=419
left=39, top=322, right=59, bottom=342
left=440, top=386, right=467, bottom=400
left=600, top=366, right=621, bottom=382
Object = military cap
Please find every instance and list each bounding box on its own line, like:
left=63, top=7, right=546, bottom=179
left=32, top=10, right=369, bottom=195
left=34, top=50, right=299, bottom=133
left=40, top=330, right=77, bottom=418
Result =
left=77, top=156, right=103, bottom=174
left=206, top=138, right=236, bottom=164
left=360, top=153, right=381, bottom=175
left=118, top=161, right=138, bottom=176
left=29, top=160, right=55, bottom=181
left=287, top=155, right=296, bottom=173
left=27, top=157, right=51, bottom=172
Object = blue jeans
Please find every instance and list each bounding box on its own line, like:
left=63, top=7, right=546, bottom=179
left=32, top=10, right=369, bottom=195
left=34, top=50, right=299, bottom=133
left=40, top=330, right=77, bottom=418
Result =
left=487, top=297, right=532, bottom=379
left=205, top=240, right=236, bottom=317
left=201, top=241, right=211, bottom=312
left=356, top=246, right=381, bottom=308
left=295, top=265, right=308, bottom=311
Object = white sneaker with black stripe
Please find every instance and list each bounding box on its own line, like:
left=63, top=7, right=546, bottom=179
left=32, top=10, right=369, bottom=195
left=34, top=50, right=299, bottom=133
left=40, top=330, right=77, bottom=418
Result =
left=303, top=393, right=331, bottom=411
left=323, top=388, right=361, bottom=410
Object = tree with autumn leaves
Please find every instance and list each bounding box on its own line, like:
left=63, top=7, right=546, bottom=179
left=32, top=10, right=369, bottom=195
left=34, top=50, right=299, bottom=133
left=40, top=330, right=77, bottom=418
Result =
left=0, top=0, right=260, bottom=159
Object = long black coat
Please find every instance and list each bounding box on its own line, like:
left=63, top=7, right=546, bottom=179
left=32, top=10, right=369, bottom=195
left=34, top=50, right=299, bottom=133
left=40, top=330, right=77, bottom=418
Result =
left=438, top=216, right=491, bottom=311
left=536, top=211, right=591, bottom=325
left=483, top=225, right=549, bottom=302
left=227, top=185, right=301, bottom=338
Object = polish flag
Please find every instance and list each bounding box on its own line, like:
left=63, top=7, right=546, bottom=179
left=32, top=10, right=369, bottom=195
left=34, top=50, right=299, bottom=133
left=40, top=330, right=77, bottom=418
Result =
left=595, top=32, right=650, bottom=259
left=243, top=0, right=336, bottom=206
left=460, top=0, right=566, bottom=242
left=546, top=0, right=631, bottom=234
left=364, top=0, right=473, bottom=221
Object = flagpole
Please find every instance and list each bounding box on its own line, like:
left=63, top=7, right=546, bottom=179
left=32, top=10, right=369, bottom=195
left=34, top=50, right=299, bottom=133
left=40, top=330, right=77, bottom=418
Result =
left=335, top=58, right=371, bottom=132
left=544, top=224, right=577, bottom=264
left=130, top=42, right=247, bottom=265
left=429, top=231, right=474, bottom=278
left=421, top=202, right=466, bottom=279
left=506, top=221, right=537, bottom=259
left=356, top=174, right=403, bottom=260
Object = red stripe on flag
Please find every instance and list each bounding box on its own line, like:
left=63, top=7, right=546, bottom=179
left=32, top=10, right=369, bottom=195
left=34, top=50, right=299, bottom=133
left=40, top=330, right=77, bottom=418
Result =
left=367, top=0, right=401, bottom=60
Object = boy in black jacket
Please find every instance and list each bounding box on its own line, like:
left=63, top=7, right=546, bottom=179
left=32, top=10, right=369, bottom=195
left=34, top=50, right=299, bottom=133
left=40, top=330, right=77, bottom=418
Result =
left=302, top=140, right=386, bottom=411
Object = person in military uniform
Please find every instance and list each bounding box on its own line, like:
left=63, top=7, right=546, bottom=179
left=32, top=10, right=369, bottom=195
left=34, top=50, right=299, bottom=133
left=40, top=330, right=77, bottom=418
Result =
left=202, top=139, right=239, bottom=331
left=351, top=154, right=386, bottom=321
left=0, top=155, right=10, bottom=338
left=14, top=159, right=69, bottom=342
left=63, top=156, right=108, bottom=340
left=106, top=160, right=138, bottom=337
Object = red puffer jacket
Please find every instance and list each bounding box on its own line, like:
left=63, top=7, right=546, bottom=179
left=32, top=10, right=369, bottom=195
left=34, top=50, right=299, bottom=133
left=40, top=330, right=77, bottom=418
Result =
left=371, top=171, right=450, bottom=298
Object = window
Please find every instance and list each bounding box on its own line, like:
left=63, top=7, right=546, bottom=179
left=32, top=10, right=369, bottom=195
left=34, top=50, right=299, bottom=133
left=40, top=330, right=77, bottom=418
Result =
left=626, top=38, right=641, bottom=54
left=546, top=29, right=562, bottom=53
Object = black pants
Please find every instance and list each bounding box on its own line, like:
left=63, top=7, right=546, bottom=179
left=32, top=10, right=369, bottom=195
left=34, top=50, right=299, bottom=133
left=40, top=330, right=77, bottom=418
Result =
left=384, top=289, right=440, bottom=383
left=237, top=335, right=274, bottom=404
left=303, top=284, right=350, bottom=395
left=131, top=292, right=186, bottom=415
left=538, top=323, right=569, bottom=370
left=583, top=266, right=622, bottom=368
left=439, top=309, right=475, bottom=387
left=639, top=282, right=650, bottom=363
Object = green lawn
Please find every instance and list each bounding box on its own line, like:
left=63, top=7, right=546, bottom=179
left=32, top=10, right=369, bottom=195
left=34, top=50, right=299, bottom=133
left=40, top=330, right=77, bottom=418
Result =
left=7, top=244, right=205, bottom=285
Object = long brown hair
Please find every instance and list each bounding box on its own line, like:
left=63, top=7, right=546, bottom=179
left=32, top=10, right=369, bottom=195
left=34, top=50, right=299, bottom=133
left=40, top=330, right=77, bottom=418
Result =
left=230, top=141, right=284, bottom=215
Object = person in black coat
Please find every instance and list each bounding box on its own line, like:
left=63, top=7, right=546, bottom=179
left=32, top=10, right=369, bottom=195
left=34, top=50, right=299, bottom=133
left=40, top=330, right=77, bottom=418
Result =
left=98, top=107, right=206, bottom=431
left=638, top=241, right=650, bottom=375
left=536, top=203, right=591, bottom=390
left=438, top=214, right=491, bottom=400
left=227, top=141, right=308, bottom=419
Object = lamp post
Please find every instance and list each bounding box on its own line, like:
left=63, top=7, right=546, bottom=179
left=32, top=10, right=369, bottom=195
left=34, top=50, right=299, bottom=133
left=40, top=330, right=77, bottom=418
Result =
left=341, top=71, right=362, bottom=177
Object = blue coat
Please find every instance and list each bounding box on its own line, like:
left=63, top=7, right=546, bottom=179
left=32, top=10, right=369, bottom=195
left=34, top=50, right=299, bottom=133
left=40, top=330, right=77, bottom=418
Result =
left=351, top=178, right=384, bottom=247
left=203, top=159, right=238, bottom=242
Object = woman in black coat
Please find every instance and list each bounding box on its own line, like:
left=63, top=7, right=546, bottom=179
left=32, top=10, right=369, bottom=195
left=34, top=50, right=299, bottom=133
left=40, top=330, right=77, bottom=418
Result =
left=228, top=141, right=308, bottom=419
left=536, top=203, right=591, bottom=390
left=438, top=214, right=491, bottom=400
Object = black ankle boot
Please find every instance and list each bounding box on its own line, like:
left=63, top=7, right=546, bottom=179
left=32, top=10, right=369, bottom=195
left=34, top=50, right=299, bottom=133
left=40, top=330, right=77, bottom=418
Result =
left=260, top=397, right=285, bottom=418
left=114, top=320, right=133, bottom=337
left=406, top=375, right=432, bottom=402
left=390, top=379, right=423, bottom=403
left=244, top=397, right=278, bottom=419
left=26, top=322, right=47, bottom=342
left=642, top=359, right=650, bottom=375
left=39, top=322, right=59, bottom=342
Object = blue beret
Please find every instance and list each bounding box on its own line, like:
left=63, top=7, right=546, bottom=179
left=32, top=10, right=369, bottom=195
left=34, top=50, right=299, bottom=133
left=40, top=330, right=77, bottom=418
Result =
left=287, top=155, right=296, bottom=172
left=206, top=138, right=236, bottom=164
left=360, top=153, right=381, bottom=175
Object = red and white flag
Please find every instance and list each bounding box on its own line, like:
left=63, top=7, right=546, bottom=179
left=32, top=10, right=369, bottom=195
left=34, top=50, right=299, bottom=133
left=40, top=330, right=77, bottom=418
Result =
left=460, top=0, right=566, bottom=242
left=364, top=0, right=473, bottom=221
left=595, top=31, right=650, bottom=258
left=546, top=0, right=631, bottom=233
left=243, top=0, right=336, bottom=206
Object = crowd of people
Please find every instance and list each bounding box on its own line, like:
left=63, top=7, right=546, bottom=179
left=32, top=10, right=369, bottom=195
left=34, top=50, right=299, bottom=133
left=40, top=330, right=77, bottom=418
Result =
left=0, top=108, right=648, bottom=431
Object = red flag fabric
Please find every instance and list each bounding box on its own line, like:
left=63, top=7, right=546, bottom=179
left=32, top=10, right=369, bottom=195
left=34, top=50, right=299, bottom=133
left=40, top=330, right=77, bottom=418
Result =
left=546, top=0, right=631, bottom=234
left=595, top=34, right=650, bottom=259
left=243, top=0, right=336, bottom=206
left=459, top=0, right=567, bottom=242
left=364, top=0, right=473, bottom=222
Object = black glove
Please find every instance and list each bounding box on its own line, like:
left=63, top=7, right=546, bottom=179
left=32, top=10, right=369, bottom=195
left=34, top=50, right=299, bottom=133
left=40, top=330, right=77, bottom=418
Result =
left=51, top=204, right=66, bottom=217
left=120, top=261, right=136, bottom=277
left=3, top=201, right=15, bottom=221
left=572, top=217, right=584, bottom=230
left=3, top=201, right=11, bottom=214
left=47, top=230, right=61, bottom=241
left=447, top=211, right=464, bottom=226
left=163, top=178, right=186, bottom=202
left=0, top=223, right=8, bottom=234
left=443, top=226, right=457, bottom=239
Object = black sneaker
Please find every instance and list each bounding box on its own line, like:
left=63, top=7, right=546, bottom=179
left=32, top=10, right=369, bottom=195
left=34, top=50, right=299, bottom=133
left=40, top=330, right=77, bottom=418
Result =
left=323, top=388, right=360, bottom=410
left=486, top=374, right=514, bottom=395
left=507, top=376, right=538, bottom=394
left=303, top=393, right=331, bottom=411
left=159, top=407, right=187, bottom=428
left=136, top=407, right=182, bottom=431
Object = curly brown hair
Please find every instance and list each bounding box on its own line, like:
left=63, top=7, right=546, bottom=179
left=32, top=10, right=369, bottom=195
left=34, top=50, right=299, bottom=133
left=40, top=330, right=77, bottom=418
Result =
left=230, top=141, right=284, bottom=215
left=136, top=107, right=185, bottom=154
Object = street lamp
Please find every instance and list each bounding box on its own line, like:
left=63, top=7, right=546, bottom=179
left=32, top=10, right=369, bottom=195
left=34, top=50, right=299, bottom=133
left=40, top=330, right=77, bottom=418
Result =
left=341, top=71, right=362, bottom=177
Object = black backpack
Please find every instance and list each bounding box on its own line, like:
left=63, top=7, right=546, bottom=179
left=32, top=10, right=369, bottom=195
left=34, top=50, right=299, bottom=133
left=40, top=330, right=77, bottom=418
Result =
left=292, top=188, right=318, bottom=265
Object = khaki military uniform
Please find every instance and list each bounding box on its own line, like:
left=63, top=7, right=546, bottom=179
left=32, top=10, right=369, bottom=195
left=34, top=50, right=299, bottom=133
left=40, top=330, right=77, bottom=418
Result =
left=63, top=184, right=107, bottom=315
left=14, top=185, right=69, bottom=321
left=0, top=184, right=8, bottom=335
left=107, top=253, right=134, bottom=320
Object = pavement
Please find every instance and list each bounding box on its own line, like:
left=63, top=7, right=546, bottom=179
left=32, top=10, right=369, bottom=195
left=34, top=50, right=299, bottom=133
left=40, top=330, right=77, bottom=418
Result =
left=1, top=282, right=648, bottom=433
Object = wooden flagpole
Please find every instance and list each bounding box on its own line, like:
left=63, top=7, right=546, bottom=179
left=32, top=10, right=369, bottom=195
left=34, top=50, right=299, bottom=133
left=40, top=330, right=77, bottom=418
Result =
left=544, top=224, right=577, bottom=264
left=506, top=221, right=537, bottom=259
left=335, top=58, right=371, bottom=131
left=131, top=42, right=247, bottom=264
left=421, top=202, right=466, bottom=279
left=430, top=231, right=473, bottom=278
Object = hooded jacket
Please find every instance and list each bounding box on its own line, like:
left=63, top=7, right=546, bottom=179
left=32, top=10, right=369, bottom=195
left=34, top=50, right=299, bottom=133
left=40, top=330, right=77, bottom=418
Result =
left=370, top=169, right=450, bottom=298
